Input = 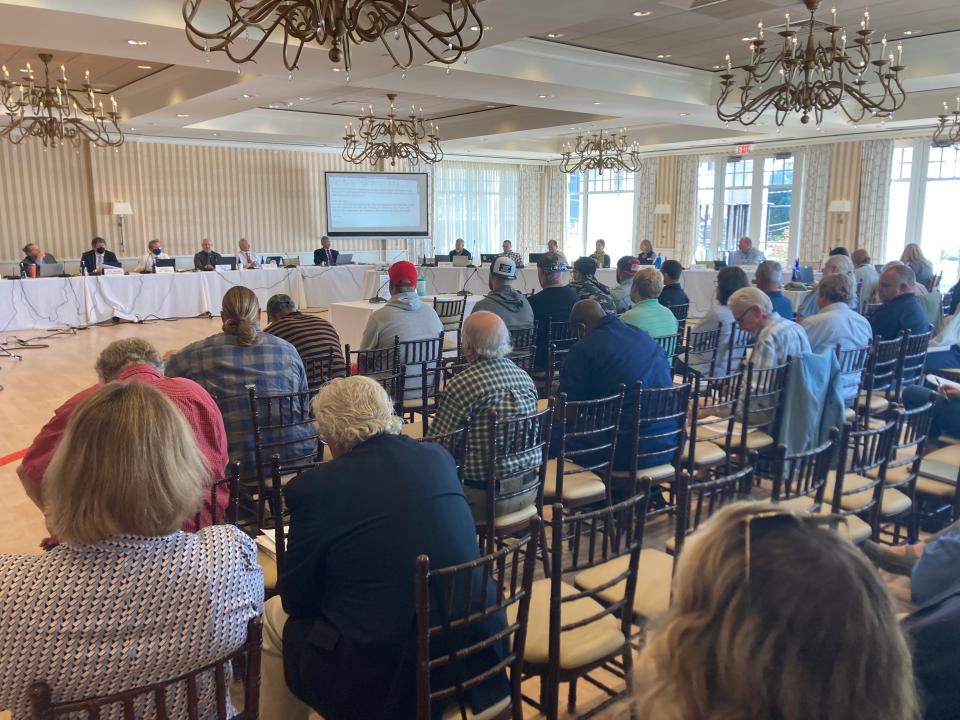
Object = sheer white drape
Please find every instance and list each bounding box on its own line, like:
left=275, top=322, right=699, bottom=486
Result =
left=798, top=144, right=833, bottom=266
left=432, top=161, right=519, bottom=256
left=517, top=165, right=543, bottom=257
left=674, top=156, right=699, bottom=266
left=543, top=166, right=565, bottom=252
left=858, top=138, right=895, bottom=262
left=633, top=159, right=657, bottom=250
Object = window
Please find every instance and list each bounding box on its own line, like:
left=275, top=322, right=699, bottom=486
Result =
left=696, top=154, right=800, bottom=265
left=433, top=163, right=519, bottom=255
left=884, top=142, right=960, bottom=286
left=565, top=169, right=636, bottom=260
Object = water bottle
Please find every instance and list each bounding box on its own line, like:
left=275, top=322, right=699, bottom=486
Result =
left=80, top=260, right=87, bottom=276
left=416, top=272, right=427, bottom=297
left=19, top=262, right=26, bottom=279
left=792, top=255, right=800, bottom=282
left=654, top=253, right=662, bottom=270
left=422, top=254, right=427, bottom=266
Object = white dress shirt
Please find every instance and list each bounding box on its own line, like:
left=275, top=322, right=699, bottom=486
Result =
left=237, top=250, right=260, bottom=269
left=134, top=251, right=170, bottom=273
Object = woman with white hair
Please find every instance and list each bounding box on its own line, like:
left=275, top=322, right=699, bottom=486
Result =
left=795, top=254, right=858, bottom=321
left=633, top=502, right=918, bottom=720
left=261, top=375, right=510, bottom=720
left=0, top=382, right=263, bottom=719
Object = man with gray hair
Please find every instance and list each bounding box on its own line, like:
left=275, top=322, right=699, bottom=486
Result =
left=471, top=256, right=533, bottom=331
left=17, top=338, right=228, bottom=529
left=621, top=266, right=678, bottom=338
left=265, top=293, right=345, bottom=385
left=729, top=286, right=810, bottom=368
left=262, top=375, right=510, bottom=720
left=796, top=254, right=858, bottom=321
left=755, top=260, right=794, bottom=320
left=430, top=311, right=540, bottom=521
left=871, top=262, right=930, bottom=341
left=802, top=274, right=873, bottom=401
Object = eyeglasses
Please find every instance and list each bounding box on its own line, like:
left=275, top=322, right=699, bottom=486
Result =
left=742, top=509, right=842, bottom=582
left=735, top=306, right=756, bottom=325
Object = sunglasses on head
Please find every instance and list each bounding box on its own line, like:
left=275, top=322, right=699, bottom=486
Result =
left=742, top=509, right=843, bottom=582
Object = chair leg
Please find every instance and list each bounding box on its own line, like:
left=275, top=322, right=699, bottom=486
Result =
left=540, top=522, right=551, bottom=579
left=568, top=677, right=578, bottom=713
left=540, top=674, right=558, bottom=720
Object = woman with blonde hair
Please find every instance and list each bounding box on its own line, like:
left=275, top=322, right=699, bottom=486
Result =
left=165, top=286, right=313, bottom=475
left=901, top=243, right=934, bottom=289
left=0, top=382, right=263, bottom=719
left=633, top=502, right=918, bottom=720
left=638, top=239, right=655, bottom=263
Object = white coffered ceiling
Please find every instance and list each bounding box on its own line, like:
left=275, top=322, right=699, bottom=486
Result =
left=0, top=0, right=957, bottom=159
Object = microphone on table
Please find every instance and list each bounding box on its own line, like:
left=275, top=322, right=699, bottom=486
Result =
left=457, top=265, right=480, bottom=297
left=368, top=276, right=390, bottom=304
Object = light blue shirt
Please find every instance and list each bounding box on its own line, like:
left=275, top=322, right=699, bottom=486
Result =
left=751, top=312, right=810, bottom=368
left=802, top=302, right=873, bottom=402
left=610, top=278, right=634, bottom=313
left=730, top=248, right=765, bottom=266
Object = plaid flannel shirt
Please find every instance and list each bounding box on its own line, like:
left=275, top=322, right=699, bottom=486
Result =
left=164, top=331, right=312, bottom=476
left=430, top=356, right=540, bottom=487
left=751, top=312, right=811, bottom=369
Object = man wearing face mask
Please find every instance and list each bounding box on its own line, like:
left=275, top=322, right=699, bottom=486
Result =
left=80, top=237, right=121, bottom=275
left=134, top=239, right=170, bottom=273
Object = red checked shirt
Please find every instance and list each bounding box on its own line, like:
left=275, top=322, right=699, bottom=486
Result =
left=19, top=364, right=229, bottom=531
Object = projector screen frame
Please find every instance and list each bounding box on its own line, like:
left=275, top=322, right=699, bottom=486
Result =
left=324, top=171, right=430, bottom=238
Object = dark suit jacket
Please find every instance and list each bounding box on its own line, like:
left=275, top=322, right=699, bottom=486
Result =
left=80, top=249, right=121, bottom=273
left=903, top=581, right=960, bottom=720
left=279, top=433, right=508, bottom=720
left=314, top=248, right=338, bottom=266
left=194, top=250, right=223, bottom=270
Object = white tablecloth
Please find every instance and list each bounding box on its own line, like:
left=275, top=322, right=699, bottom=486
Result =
left=389, top=265, right=620, bottom=297
left=680, top=269, right=811, bottom=318
left=328, top=294, right=480, bottom=351
left=300, top=265, right=373, bottom=307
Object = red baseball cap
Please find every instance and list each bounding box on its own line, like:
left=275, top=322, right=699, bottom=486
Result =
left=388, top=260, right=419, bottom=288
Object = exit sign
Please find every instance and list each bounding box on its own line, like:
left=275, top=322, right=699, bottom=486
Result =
left=736, top=144, right=753, bottom=155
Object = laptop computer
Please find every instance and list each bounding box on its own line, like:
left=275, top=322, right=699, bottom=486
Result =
left=796, top=266, right=814, bottom=284
left=452, top=255, right=471, bottom=267
left=335, top=253, right=353, bottom=266
left=713, top=260, right=727, bottom=270
left=266, top=255, right=284, bottom=267
left=216, top=257, right=239, bottom=271
left=155, top=258, right=176, bottom=270
left=37, top=263, right=64, bottom=278
left=480, top=254, right=500, bottom=265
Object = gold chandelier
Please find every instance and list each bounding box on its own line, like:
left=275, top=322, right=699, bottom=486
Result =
left=559, top=129, right=640, bottom=174
left=933, top=98, right=960, bottom=150
left=342, top=94, right=442, bottom=166
left=0, top=54, right=123, bottom=148
left=182, top=0, right=485, bottom=74
left=717, top=0, right=907, bottom=127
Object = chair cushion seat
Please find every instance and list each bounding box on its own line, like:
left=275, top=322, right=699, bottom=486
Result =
left=823, top=472, right=911, bottom=515
left=574, top=549, right=674, bottom=619
left=511, top=579, right=625, bottom=669
left=727, top=424, right=775, bottom=450
left=441, top=695, right=510, bottom=720
left=401, top=422, right=425, bottom=439
left=816, top=507, right=872, bottom=544
left=544, top=460, right=606, bottom=502
left=866, top=447, right=919, bottom=486
left=858, top=390, right=890, bottom=413
left=494, top=503, right=538, bottom=529
left=610, top=463, right=676, bottom=483
left=777, top=494, right=818, bottom=513
left=916, top=476, right=957, bottom=498
left=680, top=441, right=726, bottom=467
left=536, top=398, right=550, bottom=412
left=257, top=547, right=277, bottom=591
left=442, top=336, right=459, bottom=352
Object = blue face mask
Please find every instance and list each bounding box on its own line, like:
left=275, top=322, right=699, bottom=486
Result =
left=152, top=247, right=162, bottom=256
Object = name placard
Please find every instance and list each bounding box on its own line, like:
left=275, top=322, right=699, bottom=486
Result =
left=102, top=267, right=124, bottom=276
left=215, top=264, right=233, bottom=272
left=155, top=266, right=175, bottom=274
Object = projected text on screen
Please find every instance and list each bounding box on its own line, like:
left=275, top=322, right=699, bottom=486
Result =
left=325, top=172, right=429, bottom=237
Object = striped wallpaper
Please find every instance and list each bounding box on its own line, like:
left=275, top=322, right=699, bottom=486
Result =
left=825, top=141, right=863, bottom=253
left=655, top=155, right=679, bottom=251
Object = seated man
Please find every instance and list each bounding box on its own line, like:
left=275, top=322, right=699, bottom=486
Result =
left=313, top=235, right=338, bottom=266
left=658, top=259, right=689, bottom=308
left=570, top=257, right=617, bottom=314
left=796, top=255, right=858, bottom=320
left=471, top=256, right=533, bottom=331
left=262, top=376, right=509, bottom=720
left=16, top=338, right=229, bottom=530
left=237, top=238, right=260, bottom=269
left=360, top=260, right=443, bottom=397
left=621, top=267, right=679, bottom=339
left=134, top=239, right=169, bottom=273
left=546, top=239, right=568, bottom=267
left=501, top=239, right=524, bottom=268
left=802, top=275, right=873, bottom=403
left=528, top=252, right=578, bottom=368
left=589, top=238, right=611, bottom=269
left=871, top=263, right=931, bottom=340
left=853, top=248, right=879, bottom=306
left=561, top=300, right=673, bottom=473
left=728, top=287, right=810, bottom=368
left=194, top=237, right=222, bottom=271
left=863, top=520, right=960, bottom=606
left=265, top=294, right=345, bottom=385
left=449, top=237, right=472, bottom=261
left=80, top=237, right=121, bottom=275
left=755, top=260, right=793, bottom=320
left=611, top=255, right=640, bottom=313
left=729, top=235, right=765, bottom=266
left=21, top=243, right=56, bottom=268
left=430, top=312, right=540, bottom=520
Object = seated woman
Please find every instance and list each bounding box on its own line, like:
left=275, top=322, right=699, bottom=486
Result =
left=0, top=382, right=263, bottom=719
left=637, top=238, right=656, bottom=264
left=690, top=265, right=749, bottom=375
left=633, top=502, right=918, bottom=720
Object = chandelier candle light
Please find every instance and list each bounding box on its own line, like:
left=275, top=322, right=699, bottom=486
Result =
left=716, top=0, right=907, bottom=127
left=182, top=0, right=485, bottom=75
left=559, top=129, right=641, bottom=174
left=933, top=98, right=960, bottom=150
left=342, top=94, right=442, bottom=166
left=0, top=54, right=123, bottom=148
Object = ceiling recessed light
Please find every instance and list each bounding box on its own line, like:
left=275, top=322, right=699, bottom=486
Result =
left=137, top=65, right=153, bottom=70
left=546, top=32, right=564, bottom=39
left=632, top=10, right=653, bottom=17
left=237, top=93, right=253, bottom=99
left=679, top=112, right=690, bottom=116
left=176, top=113, right=189, bottom=118
left=538, top=94, right=548, bottom=99
left=212, top=132, right=219, bottom=136
left=713, top=64, right=721, bottom=69
left=656, top=54, right=672, bottom=59
left=129, top=127, right=135, bottom=131
left=903, top=30, right=913, bottom=35
left=485, top=104, right=496, bottom=108
left=741, top=37, right=753, bottom=41
left=592, top=101, right=601, bottom=105
left=126, top=39, right=148, bottom=46
left=332, top=67, right=342, bottom=72
left=297, top=96, right=310, bottom=101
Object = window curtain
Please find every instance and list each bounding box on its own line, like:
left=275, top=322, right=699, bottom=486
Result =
left=798, top=144, right=832, bottom=267
left=517, top=165, right=543, bottom=257
left=674, top=155, right=699, bottom=266
left=432, top=161, right=519, bottom=257
left=857, top=138, right=895, bottom=262
left=633, top=158, right=657, bottom=251
left=543, top=165, right=565, bottom=251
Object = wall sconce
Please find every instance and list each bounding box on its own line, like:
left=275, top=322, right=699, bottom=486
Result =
left=112, top=202, right=133, bottom=252
left=828, top=199, right=852, bottom=213
left=653, top=203, right=672, bottom=243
